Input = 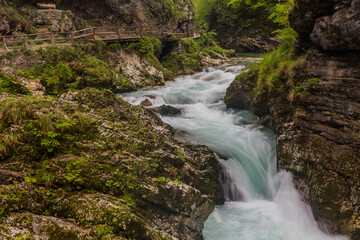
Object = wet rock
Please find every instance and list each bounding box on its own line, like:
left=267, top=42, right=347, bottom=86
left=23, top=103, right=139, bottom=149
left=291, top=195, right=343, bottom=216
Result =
left=223, top=36, right=280, bottom=53
left=140, top=98, right=153, bottom=107
left=225, top=1, right=360, bottom=234
left=242, top=120, right=261, bottom=126
left=156, top=105, right=182, bottom=116
left=225, top=51, right=360, bottom=239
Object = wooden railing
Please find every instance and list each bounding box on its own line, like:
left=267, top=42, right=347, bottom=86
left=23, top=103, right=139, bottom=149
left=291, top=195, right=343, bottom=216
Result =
left=1, top=27, right=200, bottom=53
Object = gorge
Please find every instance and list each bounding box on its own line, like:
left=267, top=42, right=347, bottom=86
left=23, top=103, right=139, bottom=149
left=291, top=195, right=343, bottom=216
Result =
left=0, top=0, right=359, bottom=239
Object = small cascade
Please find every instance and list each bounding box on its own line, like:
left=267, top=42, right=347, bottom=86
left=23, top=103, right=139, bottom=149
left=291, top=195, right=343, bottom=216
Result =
left=218, top=158, right=243, bottom=201
left=122, top=58, right=348, bottom=240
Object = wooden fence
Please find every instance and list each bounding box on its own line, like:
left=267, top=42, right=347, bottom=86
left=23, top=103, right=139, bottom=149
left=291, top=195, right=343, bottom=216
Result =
left=1, top=26, right=200, bottom=53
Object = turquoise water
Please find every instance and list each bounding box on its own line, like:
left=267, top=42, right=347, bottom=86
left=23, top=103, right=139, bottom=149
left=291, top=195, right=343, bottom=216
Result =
left=123, top=59, right=347, bottom=240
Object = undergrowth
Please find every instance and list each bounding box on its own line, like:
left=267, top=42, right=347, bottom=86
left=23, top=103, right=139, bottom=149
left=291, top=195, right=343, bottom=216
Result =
left=0, top=71, right=31, bottom=95
left=162, top=30, right=230, bottom=74
left=17, top=46, right=135, bottom=95
left=236, top=0, right=306, bottom=102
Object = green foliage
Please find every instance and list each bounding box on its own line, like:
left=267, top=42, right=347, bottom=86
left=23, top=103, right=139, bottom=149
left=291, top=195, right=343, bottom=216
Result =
left=198, top=29, right=216, bottom=47
left=126, top=36, right=162, bottom=57
left=211, top=45, right=224, bottom=55
left=231, top=0, right=306, bottom=102
left=144, top=0, right=193, bottom=22
left=249, top=32, right=299, bottom=97
left=161, top=31, right=227, bottom=74
left=162, top=52, right=203, bottom=74
left=0, top=97, right=94, bottom=161
left=20, top=48, right=135, bottom=95
left=0, top=71, right=31, bottom=95
left=194, top=0, right=290, bottom=44
left=180, top=38, right=199, bottom=53
left=150, top=163, right=159, bottom=168
left=307, top=77, right=320, bottom=85
left=155, top=176, right=171, bottom=183
left=194, top=0, right=213, bottom=28
left=65, top=158, right=88, bottom=184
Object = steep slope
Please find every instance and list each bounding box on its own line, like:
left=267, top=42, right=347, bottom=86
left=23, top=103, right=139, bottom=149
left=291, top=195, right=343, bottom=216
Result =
left=0, top=88, right=224, bottom=239
left=194, top=0, right=280, bottom=52
left=225, top=0, right=360, bottom=238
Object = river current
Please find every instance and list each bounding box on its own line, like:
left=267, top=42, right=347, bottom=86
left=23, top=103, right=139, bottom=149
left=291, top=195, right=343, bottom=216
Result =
left=123, top=58, right=347, bottom=240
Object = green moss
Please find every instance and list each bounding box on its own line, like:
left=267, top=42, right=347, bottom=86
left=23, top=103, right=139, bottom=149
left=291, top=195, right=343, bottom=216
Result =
left=0, top=71, right=31, bottom=95
left=20, top=48, right=135, bottom=95
left=307, top=77, right=320, bottom=85
left=180, top=38, right=199, bottom=53
left=0, top=96, right=95, bottom=161
left=126, top=36, right=162, bottom=57
left=46, top=224, right=78, bottom=240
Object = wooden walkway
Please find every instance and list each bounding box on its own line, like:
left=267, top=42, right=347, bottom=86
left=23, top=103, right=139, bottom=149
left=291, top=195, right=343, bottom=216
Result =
left=1, top=26, right=200, bottom=53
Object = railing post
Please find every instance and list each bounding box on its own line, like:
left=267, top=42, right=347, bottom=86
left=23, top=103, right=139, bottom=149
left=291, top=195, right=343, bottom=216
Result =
left=50, top=33, right=56, bottom=47
left=92, top=28, right=97, bottom=42
left=116, top=28, right=121, bottom=39
left=2, top=37, right=9, bottom=52
left=139, top=27, right=143, bottom=38
left=24, top=36, right=28, bottom=50
left=70, top=32, right=75, bottom=46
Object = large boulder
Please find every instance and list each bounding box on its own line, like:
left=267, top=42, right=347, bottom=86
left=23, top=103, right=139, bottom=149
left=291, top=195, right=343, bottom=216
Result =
left=310, top=0, right=360, bottom=50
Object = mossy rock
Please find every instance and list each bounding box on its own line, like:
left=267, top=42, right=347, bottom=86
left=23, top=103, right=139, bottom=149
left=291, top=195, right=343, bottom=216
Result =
left=0, top=88, right=223, bottom=239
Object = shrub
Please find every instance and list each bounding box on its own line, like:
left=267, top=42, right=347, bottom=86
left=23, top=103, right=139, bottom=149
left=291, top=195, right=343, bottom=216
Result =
left=0, top=71, right=30, bottom=95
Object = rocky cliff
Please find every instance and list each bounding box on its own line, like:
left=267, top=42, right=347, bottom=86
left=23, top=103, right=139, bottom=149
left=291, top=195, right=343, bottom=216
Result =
left=6, top=0, right=194, bottom=33
left=0, top=88, right=224, bottom=239
left=225, top=0, right=360, bottom=238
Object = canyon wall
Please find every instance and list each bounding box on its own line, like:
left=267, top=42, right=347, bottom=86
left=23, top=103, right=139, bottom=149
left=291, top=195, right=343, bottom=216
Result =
left=225, top=0, right=360, bottom=238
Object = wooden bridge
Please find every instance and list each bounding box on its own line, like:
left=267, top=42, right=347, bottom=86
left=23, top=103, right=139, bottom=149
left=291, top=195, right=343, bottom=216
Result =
left=1, top=26, right=200, bottom=53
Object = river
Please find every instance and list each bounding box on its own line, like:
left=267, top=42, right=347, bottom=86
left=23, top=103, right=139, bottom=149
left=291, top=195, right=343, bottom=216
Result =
left=122, top=58, right=347, bottom=240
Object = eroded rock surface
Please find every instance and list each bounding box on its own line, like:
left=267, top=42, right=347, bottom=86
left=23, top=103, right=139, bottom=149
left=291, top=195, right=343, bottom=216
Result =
left=225, top=0, right=360, bottom=238
left=0, top=88, right=224, bottom=239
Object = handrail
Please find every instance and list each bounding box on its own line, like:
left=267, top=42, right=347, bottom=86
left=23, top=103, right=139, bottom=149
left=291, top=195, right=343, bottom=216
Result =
left=1, top=26, right=201, bottom=53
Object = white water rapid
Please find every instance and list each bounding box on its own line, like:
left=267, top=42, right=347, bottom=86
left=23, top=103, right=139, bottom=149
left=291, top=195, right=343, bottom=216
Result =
left=122, top=58, right=348, bottom=240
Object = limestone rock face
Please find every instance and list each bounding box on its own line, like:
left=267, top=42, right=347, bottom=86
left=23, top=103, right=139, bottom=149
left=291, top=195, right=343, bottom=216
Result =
left=21, top=8, right=89, bottom=32
left=9, top=0, right=194, bottom=33
left=225, top=1, right=360, bottom=238
left=310, top=0, right=360, bottom=50
left=221, top=36, right=280, bottom=53
left=225, top=52, right=360, bottom=239
left=0, top=5, right=33, bottom=35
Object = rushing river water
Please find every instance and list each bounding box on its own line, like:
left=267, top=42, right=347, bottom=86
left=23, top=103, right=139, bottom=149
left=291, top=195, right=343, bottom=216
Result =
left=123, top=58, right=347, bottom=240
